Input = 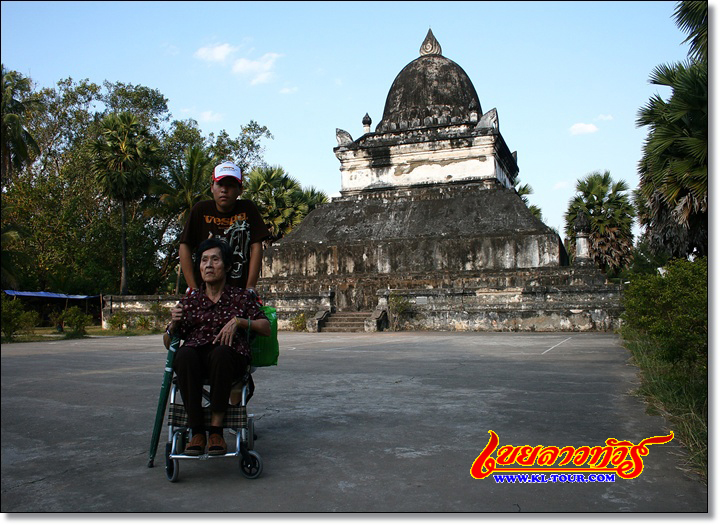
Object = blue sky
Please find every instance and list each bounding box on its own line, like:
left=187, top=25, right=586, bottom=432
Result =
left=0, top=1, right=706, bottom=235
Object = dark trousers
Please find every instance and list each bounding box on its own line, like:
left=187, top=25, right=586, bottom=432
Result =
left=173, top=344, right=249, bottom=431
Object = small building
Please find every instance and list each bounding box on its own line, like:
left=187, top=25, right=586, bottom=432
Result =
left=259, top=31, right=620, bottom=332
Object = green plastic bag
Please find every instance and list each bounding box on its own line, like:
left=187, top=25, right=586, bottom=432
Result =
left=250, top=305, right=279, bottom=366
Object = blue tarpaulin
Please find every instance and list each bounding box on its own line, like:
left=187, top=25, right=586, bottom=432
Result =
left=3, top=290, right=100, bottom=300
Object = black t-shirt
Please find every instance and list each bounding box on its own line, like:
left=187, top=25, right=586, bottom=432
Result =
left=179, top=199, right=270, bottom=289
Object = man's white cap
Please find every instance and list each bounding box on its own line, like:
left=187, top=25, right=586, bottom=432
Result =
left=213, top=161, right=243, bottom=184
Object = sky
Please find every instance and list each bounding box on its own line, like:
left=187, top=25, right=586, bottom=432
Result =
left=0, top=0, right=710, bottom=236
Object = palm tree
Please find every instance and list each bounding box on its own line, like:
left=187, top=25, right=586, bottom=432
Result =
left=564, top=171, right=635, bottom=275
left=90, top=112, right=157, bottom=294
left=1, top=65, right=42, bottom=185
left=674, top=0, right=707, bottom=63
left=243, top=166, right=320, bottom=243
left=154, top=144, right=213, bottom=292
left=158, top=144, right=213, bottom=226
left=302, top=186, right=329, bottom=213
left=635, top=1, right=707, bottom=258
left=514, top=179, right=543, bottom=221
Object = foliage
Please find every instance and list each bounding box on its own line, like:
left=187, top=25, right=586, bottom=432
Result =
left=134, top=315, right=152, bottom=331
left=514, top=179, right=543, bottom=221
left=674, top=0, right=707, bottom=63
left=623, top=329, right=707, bottom=483
left=635, top=1, right=707, bottom=258
left=621, top=257, right=707, bottom=364
left=1, top=293, right=39, bottom=341
left=244, top=165, right=328, bottom=243
left=290, top=312, right=307, bottom=332
left=107, top=311, right=131, bottom=331
left=618, top=238, right=672, bottom=278
left=148, top=302, right=170, bottom=330
left=564, top=171, right=635, bottom=275
left=0, top=69, right=274, bottom=296
left=388, top=293, right=412, bottom=331
left=1, top=64, right=42, bottom=185
left=62, top=306, right=93, bottom=335
left=208, top=121, right=273, bottom=173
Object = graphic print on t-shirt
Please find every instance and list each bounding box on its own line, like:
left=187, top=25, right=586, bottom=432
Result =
left=222, top=219, right=251, bottom=281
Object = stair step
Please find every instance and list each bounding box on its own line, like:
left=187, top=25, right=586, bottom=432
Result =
left=318, top=311, right=372, bottom=333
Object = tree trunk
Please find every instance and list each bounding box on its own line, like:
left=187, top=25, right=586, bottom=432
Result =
left=120, top=200, right=129, bottom=295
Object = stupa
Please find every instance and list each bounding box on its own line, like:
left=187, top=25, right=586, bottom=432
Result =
left=259, top=31, right=621, bottom=332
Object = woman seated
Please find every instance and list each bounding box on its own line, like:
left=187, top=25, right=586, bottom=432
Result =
left=169, top=237, right=270, bottom=456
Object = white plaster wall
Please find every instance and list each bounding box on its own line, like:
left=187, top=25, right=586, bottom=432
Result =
left=339, top=136, right=505, bottom=192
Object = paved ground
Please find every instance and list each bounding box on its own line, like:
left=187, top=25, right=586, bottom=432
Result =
left=1, top=331, right=708, bottom=513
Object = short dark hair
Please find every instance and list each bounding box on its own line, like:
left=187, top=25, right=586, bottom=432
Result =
left=193, top=237, right=233, bottom=282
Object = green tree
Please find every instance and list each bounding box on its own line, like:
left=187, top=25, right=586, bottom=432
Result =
left=564, top=171, right=635, bottom=275
left=635, top=1, right=707, bottom=258
left=674, top=0, right=707, bottom=62
left=514, top=179, right=543, bottom=221
left=208, top=121, right=273, bottom=173
left=1, top=65, right=42, bottom=185
left=244, top=165, right=326, bottom=243
left=90, top=112, right=158, bottom=294
left=302, top=186, right=329, bottom=213
left=154, top=144, right=213, bottom=291
left=100, top=80, right=169, bottom=132
left=0, top=205, right=24, bottom=289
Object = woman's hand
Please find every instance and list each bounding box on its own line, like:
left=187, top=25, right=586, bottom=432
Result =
left=214, top=317, right=239, bottom=347
left=169, top=303, right=183, bottom=333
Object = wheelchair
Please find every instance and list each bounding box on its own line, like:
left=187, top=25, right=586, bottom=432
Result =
left=164, top=365, right=262, bottom=482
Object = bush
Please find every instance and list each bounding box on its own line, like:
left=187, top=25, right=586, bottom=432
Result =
left=135, top=315, right=152, bottom=331
left=1, top=294, right=39, bottom=341
left=107, top=311, right=131, bottom=330
left=290, top=312, right=307, bottom=332
left=621, top=257, right=707, bottom=364
left=148, top=302, right=170, bottom=330
left=63, top=306, right=93, bottom=335
left=388, top=293, right=412, bottom=331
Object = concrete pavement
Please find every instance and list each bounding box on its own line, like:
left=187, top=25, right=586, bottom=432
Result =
left=1, top=331, right=708, bottom=513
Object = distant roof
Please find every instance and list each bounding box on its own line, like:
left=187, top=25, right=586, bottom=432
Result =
left=3, top=290, right=100, bottom=300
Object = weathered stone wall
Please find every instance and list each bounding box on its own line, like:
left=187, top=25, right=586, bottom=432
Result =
left=101, top=295, right=180, bottom=329
left=257, top=268, right=623, bottom=332
left=376, top=282, right=622, bottom=332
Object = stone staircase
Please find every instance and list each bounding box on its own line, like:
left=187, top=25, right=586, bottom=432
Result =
left=319, top=311, right=372, bottom=332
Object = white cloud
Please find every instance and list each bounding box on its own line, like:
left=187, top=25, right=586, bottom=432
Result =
left=199, top=110, right=223, bottom=123
left=569, top=123, right=598, bottom=135
left=280, top=86, right=298, bottom=94
left=194, top=43, right=238, bottom=63
left=553, top=181, right=571, bottom=190
left=162, top=43, right=180, bottom=56
left=595, top=114, right=614, bottom=121
left=232, top=52, right=282, bottom=84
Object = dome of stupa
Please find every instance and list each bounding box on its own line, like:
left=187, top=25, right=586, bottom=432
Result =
left=376, top=30, right=482, bottom=132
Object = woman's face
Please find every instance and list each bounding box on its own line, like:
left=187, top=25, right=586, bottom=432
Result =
left=199, top=246, right=226, bottom=285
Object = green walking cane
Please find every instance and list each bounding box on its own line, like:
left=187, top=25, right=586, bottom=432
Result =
left=147, top=333, right=180, bottom=467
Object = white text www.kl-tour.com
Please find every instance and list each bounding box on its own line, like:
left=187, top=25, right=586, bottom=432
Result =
left=492, top=473, right=616, bottom=483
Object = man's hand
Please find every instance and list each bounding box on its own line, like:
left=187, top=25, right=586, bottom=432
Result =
left=214, top=317, right=239, bottom=347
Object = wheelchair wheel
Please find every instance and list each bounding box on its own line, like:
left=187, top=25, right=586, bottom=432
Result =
left=240, top=450, right=263, bottom=479
left=165, top=442, right=179, bottom=482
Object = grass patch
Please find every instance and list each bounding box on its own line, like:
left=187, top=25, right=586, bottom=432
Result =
left=1, top=325, right=163, bottom=344
left=622, top=329, right=708, bottom=484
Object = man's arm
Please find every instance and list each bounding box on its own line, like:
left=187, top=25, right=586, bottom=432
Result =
left=245, top=241, right=264, bottom=290
left=179, top=243, right=198, bottom=290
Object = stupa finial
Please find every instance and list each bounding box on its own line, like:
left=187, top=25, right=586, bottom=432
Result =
left=419, top=28, right=442, bottom=56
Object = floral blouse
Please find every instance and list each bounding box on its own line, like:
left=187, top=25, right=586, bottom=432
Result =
left=176, top=285, right=267, bottom=358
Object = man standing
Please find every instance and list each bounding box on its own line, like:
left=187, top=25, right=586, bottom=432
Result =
left=179, top=161, right=271, bottom=292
